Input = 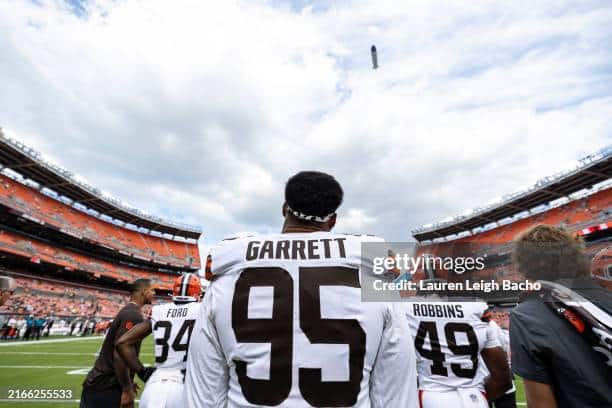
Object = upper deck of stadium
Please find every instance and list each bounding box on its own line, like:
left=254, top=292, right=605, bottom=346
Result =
left=412, top=146, right=612, bottom=242
left=0, top=129, right=201, bottom=270
left=0, top=129, right=201, bottom=240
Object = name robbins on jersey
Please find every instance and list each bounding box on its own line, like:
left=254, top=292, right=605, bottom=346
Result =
left=245, top=237, right=347, bottom=260
left=411, top=303, right=465, bottom=318
left=373, top=279, right=541, bottom=292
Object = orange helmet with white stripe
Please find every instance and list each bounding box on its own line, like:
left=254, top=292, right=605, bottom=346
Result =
left=172, top=273, right=202, bottom=302
left=591, top=247, right=612, bottom=290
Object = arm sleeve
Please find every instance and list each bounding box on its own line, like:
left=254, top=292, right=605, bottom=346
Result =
left=509, top=310, right=551, bottom=384
left=150, top=308, right=157, bottom=326
left=370, top=303, right=418, bottom=408
left=185, top=283, right=229, bottom=408
left=484, top=321, right=502, bottom=349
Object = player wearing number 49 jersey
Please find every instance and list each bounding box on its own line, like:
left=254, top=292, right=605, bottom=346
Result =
left=185, top=171, right=418, bottom=408
left=116, top=273, right=203, bottom=408
left=402, top=301, right=512, bottom=408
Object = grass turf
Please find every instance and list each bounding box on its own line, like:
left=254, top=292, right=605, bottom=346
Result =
left=0, top=336, right=527, bottom=407
left=0, top=336, right=153, bottom=408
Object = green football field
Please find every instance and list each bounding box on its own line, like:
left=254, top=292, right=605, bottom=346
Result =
left=0, top=336, right=526, bottom=407
left=0, top=336, right=153, bottom=408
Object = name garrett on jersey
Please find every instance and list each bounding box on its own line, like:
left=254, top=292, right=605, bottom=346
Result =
left=245, top=237, right=348, bottom=260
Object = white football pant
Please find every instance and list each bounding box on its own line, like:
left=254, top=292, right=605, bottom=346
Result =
left=139, top=369, right=184, bottom=408
left=419, top=388, right=489, bottom=408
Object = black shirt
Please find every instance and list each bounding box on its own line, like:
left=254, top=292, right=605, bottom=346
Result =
left=510, top=279, right=612, bottom=408
left=83, top=303, right=144, bottom=390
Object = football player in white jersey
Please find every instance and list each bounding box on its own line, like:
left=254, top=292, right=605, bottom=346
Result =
left=482, top=315, right=516, bottom=408
left=185, top=171, right=418, bottom=408
left=402, top=299, right=511, bottom=408
left=116, top=273, right=203, bottom=408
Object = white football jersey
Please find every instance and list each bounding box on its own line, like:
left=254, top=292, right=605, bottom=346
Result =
left=488, top=320, right=510, bottom=364
left=402, top=301, right=500, bottom=392
left=185, top=232, right=418, bottom=408
left=476, top=320, right=515, bottom=397
left=151, top=301, right=201, bottom=371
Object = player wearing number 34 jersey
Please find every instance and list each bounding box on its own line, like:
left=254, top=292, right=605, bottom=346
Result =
left=116, top=273, right=203, bottom=408
left=185, top=171, right=418, bottom=407
left=402, top=301, right=512, bottom=408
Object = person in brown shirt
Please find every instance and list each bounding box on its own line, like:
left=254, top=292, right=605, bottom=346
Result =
left=80, top=279, right=155, bottom=408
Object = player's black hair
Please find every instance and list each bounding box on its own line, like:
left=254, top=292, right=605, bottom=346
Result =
left=131, top=278, right=151, bottom=294
left=285, top=171, right=343, bottom=219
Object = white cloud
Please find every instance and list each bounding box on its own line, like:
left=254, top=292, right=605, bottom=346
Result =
left=337, top=208, right=376, bottom=233
left=0, top=0, right=611, bottom=250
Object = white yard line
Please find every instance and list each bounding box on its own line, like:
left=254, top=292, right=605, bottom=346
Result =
left=0, top=399, right=141, bottom=404
left=0, top=351, right=154, bottom=356
left=0, top=400, right=83, bottom=404
left=0, top=365, right=90, bottom=369
left=0, top=336, right=103, bottom=347
left=0, top=351, right=99, bottom=356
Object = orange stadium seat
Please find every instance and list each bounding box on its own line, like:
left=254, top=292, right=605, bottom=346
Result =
left=0, top=175, right=200, bottom=269
left=0, top=229, right=174, bottom=290
left=447, top=188, right=612, bottom=245
left=0, top=275, right=164, bottom=318
left=416, top=187, right=611, bottom=285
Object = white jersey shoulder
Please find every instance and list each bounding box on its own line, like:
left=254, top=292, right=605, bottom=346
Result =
left=206, top=232, right=384, bottom=278
left=151, top=301, right=201, bottom=370
left=403, top=301, right=500, bottom=392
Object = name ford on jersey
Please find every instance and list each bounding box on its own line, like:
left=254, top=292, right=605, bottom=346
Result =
left=166, top=307, right=189, bottom=318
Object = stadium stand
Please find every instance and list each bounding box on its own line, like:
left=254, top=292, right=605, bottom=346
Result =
left=430, top=188, right=611, bottom=247
left=0, top=275, right=127, bottom=318
left=0, top=229, right=175, bottom=288
left=0, top=173, right=199, bottom=269
left=0, top=129, right=202, bottom=322
left=412, top=147, right=612, bottom=301
left=413, top=146, right=611, bottom=242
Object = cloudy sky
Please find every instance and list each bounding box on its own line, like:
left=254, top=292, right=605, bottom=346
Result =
left=1, top=0, right=611, bottom=250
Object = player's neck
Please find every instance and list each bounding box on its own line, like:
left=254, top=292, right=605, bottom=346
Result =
left=282, top=219, right=328, bottom=234
left=128, top=298, right=144, bottom=308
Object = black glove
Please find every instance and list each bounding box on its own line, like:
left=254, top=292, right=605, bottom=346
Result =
left=138, top=366, right=156, bottom=382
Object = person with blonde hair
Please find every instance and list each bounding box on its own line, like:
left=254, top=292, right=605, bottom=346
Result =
left=510, top=225, right=611, bottom=408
